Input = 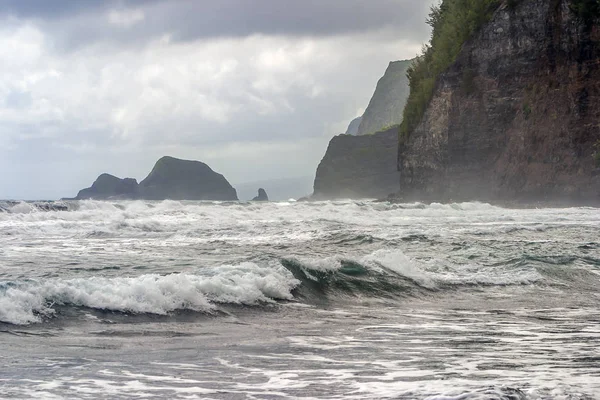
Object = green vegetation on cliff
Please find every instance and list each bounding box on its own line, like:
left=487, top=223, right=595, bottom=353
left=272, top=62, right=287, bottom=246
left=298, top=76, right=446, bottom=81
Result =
left=399, top=0, right=501, bottom=140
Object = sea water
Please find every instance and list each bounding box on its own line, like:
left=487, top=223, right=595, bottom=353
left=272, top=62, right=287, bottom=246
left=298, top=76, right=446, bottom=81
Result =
left=0, top=199, right=599, bottom=399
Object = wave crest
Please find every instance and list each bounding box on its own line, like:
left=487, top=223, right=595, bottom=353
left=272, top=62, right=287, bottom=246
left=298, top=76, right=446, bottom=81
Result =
left=0, top=263, right=299, bottom=325
left=0, top=249, right=546, bottom=325
left=281, top=249, right=541, bottom=299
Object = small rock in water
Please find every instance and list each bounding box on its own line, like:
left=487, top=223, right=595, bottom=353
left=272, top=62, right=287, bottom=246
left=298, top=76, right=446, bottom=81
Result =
left=252, top=188, right=269, bottom=201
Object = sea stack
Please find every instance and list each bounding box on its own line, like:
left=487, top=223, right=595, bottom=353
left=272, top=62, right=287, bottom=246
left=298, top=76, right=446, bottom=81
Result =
left=71, top=156, right=238, bottom=201
left=251, top=188, right=269, bottom=201
left=139, top=156, right=238, bottom=201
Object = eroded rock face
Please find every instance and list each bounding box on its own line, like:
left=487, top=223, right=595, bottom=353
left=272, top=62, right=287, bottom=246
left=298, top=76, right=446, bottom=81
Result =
left=398, top=0, right=600, bottom=205
left=75, top=174, right=138, bottom=200
left=139, top=156, right=238, bottom=201
left=313, top=126, right=400, bottom=199
left=252, top=188, right=269, bottom=201
left=357, top=60, right=412, bottom=136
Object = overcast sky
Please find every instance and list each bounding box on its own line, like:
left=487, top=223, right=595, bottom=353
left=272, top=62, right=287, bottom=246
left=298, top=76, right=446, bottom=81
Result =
left=0, top=0, right=435, bottom=200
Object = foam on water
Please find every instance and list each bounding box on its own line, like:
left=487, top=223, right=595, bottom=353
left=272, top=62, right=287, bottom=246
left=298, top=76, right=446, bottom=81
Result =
left=0, top=263, right=299, bottom=325
left=0, top=247, right=550, bottom=325
left=1, top=199, right=599, bottom=398
left=2, top=200, right=599, bottom=246
left=286, top=249, right=543, bottom=293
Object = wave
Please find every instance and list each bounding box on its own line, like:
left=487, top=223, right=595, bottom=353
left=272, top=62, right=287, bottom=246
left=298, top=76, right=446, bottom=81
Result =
left=425, top=387, right=528, bottom=400
left=0, top=249, right=554, bottom=326
left=0, top=263, right=299, bottom=325
left=2, top=199, right=597, bottom=241
left=0, top=200, right=72, bottom=214
left=0, top=199, right=501, bottom=215
left=282, top=249, right=542, bottom=300
left=283, top=250, right=436, bottom=300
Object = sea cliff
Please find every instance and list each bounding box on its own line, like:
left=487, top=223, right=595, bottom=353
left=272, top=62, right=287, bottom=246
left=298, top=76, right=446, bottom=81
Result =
left=313, top=126, right=400, bottom=199
left=396, top=0, right=600, bottom=204
left=310, top=60, right=411, bottom=199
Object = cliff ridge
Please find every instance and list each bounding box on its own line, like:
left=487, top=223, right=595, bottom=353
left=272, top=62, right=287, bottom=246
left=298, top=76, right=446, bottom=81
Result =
left=357, top=60, right=412, bottom=136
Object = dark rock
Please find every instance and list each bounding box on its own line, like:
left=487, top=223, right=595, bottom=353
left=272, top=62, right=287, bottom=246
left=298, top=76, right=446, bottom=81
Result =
left=251, top=188, right=269, bottom=201
left=397, top=0, right=600, bottom=205
left=139, top=156, right=238, bottom=201
left=75, top=174, right=139, bottom=200
left=312, top=126, right=400, bottom=199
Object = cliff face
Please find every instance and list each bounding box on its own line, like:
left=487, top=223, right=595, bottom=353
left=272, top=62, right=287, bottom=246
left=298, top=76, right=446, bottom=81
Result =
left=310, top=60, right=412, bottom=199
left=313, top=126, right=399, bottom=199
left=357, top=60, right=412, bottom=136
left=397, top=0, right=600, bottom=204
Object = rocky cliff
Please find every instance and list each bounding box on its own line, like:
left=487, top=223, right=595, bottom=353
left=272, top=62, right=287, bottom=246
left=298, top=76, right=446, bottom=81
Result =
left=357, top=60, right=412, bottom=136
left=310, top=60, right=412, bottom=199
left=72, top=157, right=238, bottom=201
left=397, top=0, right=600, bottom=204
left=313, top=126, right=400, bottom=199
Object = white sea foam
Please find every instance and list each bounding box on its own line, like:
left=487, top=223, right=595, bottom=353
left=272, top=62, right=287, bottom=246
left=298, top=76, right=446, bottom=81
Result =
left=1, top=199, right=599, bottom=245
left=8, top=201, right=38, bottom=214
left=0, top=263, right=299, bottom=325
left=0, top=247, right=544, bottom=325
left=1, top=200, right=597, bottom=325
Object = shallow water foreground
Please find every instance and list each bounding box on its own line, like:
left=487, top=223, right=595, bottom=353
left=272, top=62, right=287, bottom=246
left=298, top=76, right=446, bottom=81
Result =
left=1, top=200, right=599, bottom=399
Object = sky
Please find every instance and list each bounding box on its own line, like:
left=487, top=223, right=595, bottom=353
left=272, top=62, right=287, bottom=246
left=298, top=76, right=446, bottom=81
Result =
left=0, top=0, right=435, bottom=200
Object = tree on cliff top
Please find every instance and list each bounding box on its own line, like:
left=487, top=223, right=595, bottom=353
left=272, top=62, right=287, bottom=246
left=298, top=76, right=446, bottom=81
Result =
left=399, top=0, right=500, bottom=141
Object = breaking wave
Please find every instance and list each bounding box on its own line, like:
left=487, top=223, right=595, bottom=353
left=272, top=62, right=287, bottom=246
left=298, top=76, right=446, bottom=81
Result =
left=0, top=199, right=504, bottom=216
left=0, top=249, right=547, bottom=325
left=283, top=249, right=543, bottom=300
left=0, top=200, right=72, bottom=214
left=0, top=263, right=298, bottom=325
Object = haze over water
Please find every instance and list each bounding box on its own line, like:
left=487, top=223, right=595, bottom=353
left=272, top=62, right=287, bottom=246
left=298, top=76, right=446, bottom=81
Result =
left=1, top=200, right=599, bottom=399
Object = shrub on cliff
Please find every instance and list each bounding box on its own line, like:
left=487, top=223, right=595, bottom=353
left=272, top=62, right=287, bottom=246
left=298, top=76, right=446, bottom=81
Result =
left=399, top=0, right=501, bottom=140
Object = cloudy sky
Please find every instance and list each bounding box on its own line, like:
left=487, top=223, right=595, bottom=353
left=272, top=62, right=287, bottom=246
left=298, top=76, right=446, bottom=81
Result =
left=0, top=0, right=435, bottom=200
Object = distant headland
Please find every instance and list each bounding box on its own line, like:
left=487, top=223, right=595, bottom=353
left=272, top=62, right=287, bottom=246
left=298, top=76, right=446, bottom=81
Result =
left=68, top=156, right=239, bottom=201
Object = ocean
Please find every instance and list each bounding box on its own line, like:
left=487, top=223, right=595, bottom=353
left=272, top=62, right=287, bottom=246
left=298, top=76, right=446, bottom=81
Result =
left=0, top=199, right=599, bottom=399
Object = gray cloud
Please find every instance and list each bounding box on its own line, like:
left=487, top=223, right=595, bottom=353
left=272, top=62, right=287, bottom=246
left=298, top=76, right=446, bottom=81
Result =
left=142, top=0, right=433, bottom=39
left=0, top=0, right=435, bottom=200
left=0, top=0, right=157, bottom=18
left=4, top=1, right=432, bottom=36
left=13, top=0, right=434, bottom=51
